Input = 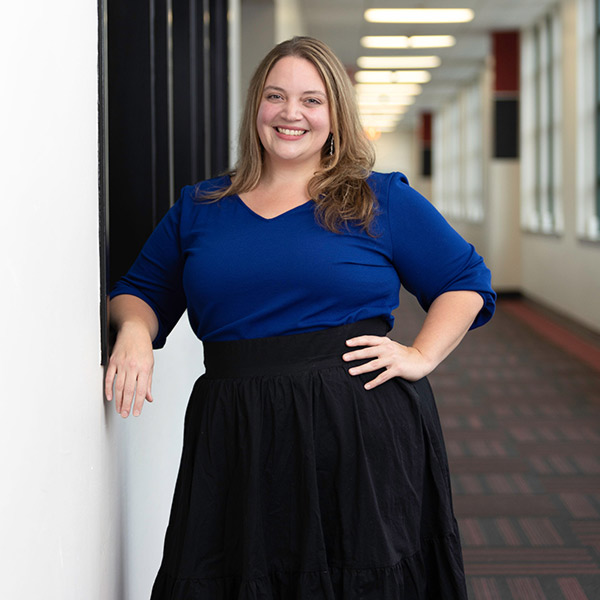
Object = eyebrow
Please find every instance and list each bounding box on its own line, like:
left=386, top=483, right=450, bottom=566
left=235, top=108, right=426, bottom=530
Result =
left=264, top=85, right=327, bottom=98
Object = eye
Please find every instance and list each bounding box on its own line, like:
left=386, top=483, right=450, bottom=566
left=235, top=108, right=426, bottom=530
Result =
left=305, top=97, right=322, bottom=105
left=266, top=93, right=283, bottom=101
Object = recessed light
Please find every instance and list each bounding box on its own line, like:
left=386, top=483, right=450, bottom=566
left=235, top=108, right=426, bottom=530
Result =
left=355, top=83, right=423, bottom=96
left=361, top=36, right=456, bottom=49
left=357, top=56, right=441, bottom=69
left=359, top=104, right=407, bottom=115
left=365, top=8, right=474, bottom=24
left=355, top=70, right=431, bottom=84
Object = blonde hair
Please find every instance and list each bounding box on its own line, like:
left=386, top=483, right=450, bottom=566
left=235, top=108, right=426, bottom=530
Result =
left=203, top=36, right=377, bottom=233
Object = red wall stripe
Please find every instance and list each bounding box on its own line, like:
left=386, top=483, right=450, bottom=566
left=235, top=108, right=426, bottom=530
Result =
left=493, top=31, right=520, bottom=93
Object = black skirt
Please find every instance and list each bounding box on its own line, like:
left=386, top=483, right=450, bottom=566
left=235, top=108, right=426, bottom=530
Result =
left=150, top=318, right=468, bottom=599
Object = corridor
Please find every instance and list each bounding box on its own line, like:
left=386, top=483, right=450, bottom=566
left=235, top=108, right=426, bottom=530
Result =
left=392, top=292, right=600, bottom=599
left=4, top=0, right=600, bottom=598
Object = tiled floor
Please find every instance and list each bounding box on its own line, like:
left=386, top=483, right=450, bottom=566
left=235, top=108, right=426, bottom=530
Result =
left=391, top=292, right=600, bottom=600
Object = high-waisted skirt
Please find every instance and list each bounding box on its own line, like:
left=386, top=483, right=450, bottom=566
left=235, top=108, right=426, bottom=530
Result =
left=150, top=318, right=468, bottom=599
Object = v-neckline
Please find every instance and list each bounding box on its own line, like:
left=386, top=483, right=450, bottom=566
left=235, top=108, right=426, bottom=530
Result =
left=235, top=194, right=313, bottom=222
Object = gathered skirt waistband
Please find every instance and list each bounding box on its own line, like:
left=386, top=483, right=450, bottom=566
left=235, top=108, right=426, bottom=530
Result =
left=202, top=317, right=390, bottom=379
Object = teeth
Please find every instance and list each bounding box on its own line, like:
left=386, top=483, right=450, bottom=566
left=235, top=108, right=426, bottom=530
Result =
left=277, top=127, right=306, bottom=136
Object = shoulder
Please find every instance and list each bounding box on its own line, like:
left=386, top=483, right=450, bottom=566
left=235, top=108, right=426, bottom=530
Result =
left=367, top=171, right=412, bottom=201
left=367, top=171, right=428, bottom=219
left=367, top=172, right=448, bottom=235
left=187, top=174, right=232, bottom=199
left=176, top=174, right=233, bottom=212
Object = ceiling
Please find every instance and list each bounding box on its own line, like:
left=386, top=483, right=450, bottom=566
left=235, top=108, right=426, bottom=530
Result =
left=297, top=0, right=559, bottom=127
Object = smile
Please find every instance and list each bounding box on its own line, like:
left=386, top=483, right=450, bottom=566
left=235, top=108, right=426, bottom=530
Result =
left=276, top=127, right=307, bottom=136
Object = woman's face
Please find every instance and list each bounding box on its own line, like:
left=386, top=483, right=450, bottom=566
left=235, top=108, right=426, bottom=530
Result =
left=256, top=56, right=331, bottom=171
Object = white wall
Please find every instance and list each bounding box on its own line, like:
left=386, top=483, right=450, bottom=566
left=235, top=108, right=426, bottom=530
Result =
left=275, top=0, right=307, bottom=41
left=0, top=2, right=120, bottom=598
left=373, top=128, right=417, bottom=183
left=119, top=318, right=203, bottom=600
left=520, top=0, right=600, bottom=331
left=241, top=0, right=276, bottom=105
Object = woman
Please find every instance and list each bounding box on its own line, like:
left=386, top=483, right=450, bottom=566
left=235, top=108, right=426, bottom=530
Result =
left=106, top=36, right=495, bottom=599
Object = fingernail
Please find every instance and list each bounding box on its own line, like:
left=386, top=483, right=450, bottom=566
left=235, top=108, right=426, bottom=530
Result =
left=364, top=383, right=372, bottom=390
left=348, top=368, right=356, bottom=375
left=121, top=410, right=128, bottom=417
left=133, top=409, right=140, bottom=417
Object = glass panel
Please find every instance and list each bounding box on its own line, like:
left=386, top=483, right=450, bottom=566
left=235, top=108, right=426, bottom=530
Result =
left=547, top=15, right=554, bottom=223
left=596, top=0, right=600, bottom=230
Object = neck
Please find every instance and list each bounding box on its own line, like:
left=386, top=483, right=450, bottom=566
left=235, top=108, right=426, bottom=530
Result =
left=260, top=157, right=320, bottom=191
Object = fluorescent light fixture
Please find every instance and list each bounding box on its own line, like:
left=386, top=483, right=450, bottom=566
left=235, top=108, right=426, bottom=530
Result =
left=361, top=35, right=455, bottom=49
left=355, top=83, right=422, bottom=96
left=358, top=102, right=408, bottom=115
left=357, top=56, right=441, bottom=69
left=358, top=95, right=415, bottom=107
left=358, top=104, right=407, bottom=115
left=355, top=70, right=431, bottom=84
left=365, top=8, right=474, bottom=24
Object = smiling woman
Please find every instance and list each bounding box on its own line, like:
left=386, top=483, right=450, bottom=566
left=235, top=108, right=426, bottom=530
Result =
left=243, top=56, right=332, bottom=216
left=107, top=36, right=495, bottom=600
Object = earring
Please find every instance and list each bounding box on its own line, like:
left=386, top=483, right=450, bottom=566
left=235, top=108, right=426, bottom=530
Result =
left=329, top=134, right=334, bottom=156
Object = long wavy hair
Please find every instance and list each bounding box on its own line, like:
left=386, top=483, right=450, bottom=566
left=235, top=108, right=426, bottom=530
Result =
left=202, top=36, right=377, bottom=233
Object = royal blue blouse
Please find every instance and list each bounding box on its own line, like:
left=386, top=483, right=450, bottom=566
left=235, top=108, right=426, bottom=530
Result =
left=110, top=171, right=496, bottom=347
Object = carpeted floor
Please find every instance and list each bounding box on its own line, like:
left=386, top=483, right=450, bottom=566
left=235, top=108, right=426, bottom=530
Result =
left=391, top=292, right=600, bottom=600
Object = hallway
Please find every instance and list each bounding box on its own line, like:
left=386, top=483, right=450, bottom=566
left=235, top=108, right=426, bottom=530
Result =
left=392, top=293, right=600, bottom=599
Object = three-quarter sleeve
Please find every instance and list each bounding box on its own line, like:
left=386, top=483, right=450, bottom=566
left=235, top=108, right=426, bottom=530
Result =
left=110, top=188, right=189, bottom=348
left=386, top=172, right=496, bottom=329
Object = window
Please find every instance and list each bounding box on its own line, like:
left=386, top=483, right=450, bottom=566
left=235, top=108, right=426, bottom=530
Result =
left=520, top=10, right=563, bottom=234
left=576, top=0, right=599, bottom=239
left=433, top=76, right=485, bottom=221
left=433, top=102, right=461, bottom=217
left=464, top=79, right=485, bottom=222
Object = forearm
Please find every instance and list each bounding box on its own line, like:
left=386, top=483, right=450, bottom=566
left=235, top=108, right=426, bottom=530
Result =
left=109, top=294, right=159, bottom=341
left=412, top=290, right=484, bottom=372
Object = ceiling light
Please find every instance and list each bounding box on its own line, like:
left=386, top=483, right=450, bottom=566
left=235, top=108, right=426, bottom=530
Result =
left=365, top=8, right=474, bottom=24
left=355, top=83, right=423, bottom=96
left=361, top=35, right=455, bottom=49
left=359, top=104, right=407, bottom=115
left=409, top=36, right=456, bottom=49
left=355, top=70, right=431, bottom=84
left=358, top=95, right=415, bottom=107
left=357, top=56, right=441, bottom=69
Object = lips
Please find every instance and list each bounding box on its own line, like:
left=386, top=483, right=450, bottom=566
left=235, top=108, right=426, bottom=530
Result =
left=275, top=127, right=307, bottom=136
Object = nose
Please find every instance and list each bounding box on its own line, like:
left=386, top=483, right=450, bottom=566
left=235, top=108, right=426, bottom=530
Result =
left=281, top=99, right=302, bottom=121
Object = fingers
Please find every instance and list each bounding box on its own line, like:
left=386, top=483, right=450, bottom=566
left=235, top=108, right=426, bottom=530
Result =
left=363, top=370, right=394, bottom=390
left=146, top=372, right=154, bottom=403
left=131, top=369, right=151, bottom=417
left=106, top=357, right=154, bottom=418
left=104, top=363, right=117, bottom=401
left=343, top=335, right=395, bottom=390
left=343, top=335, right=390, bottom=362
left=347, top=358, right=385, bottom=376
left=345, top=335, right=387, bottom=348
left=116, top=369, right=153, bottom=417
left=343, top=336, right=429, bottom=389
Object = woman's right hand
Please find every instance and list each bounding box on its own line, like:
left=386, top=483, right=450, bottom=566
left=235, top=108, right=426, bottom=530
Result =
left=105, top=321, right=155, bottom=418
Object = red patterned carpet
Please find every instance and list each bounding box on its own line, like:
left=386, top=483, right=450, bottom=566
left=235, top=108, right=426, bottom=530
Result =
left=391, top=293, right=600, bottom=600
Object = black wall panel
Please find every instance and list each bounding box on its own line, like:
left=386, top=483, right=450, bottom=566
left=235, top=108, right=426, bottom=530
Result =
left=106, top=0, right=229, bottom=289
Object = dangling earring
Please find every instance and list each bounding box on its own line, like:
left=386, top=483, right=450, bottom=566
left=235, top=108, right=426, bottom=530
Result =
left=329, top=134, right=334, bottom=156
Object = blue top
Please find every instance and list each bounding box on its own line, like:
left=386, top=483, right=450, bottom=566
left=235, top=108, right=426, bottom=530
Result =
left=111, top=171, right=496, bottom=347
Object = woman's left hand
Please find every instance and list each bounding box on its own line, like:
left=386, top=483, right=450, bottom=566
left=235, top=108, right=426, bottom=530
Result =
left=342, top=335, right=434, bottom=389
